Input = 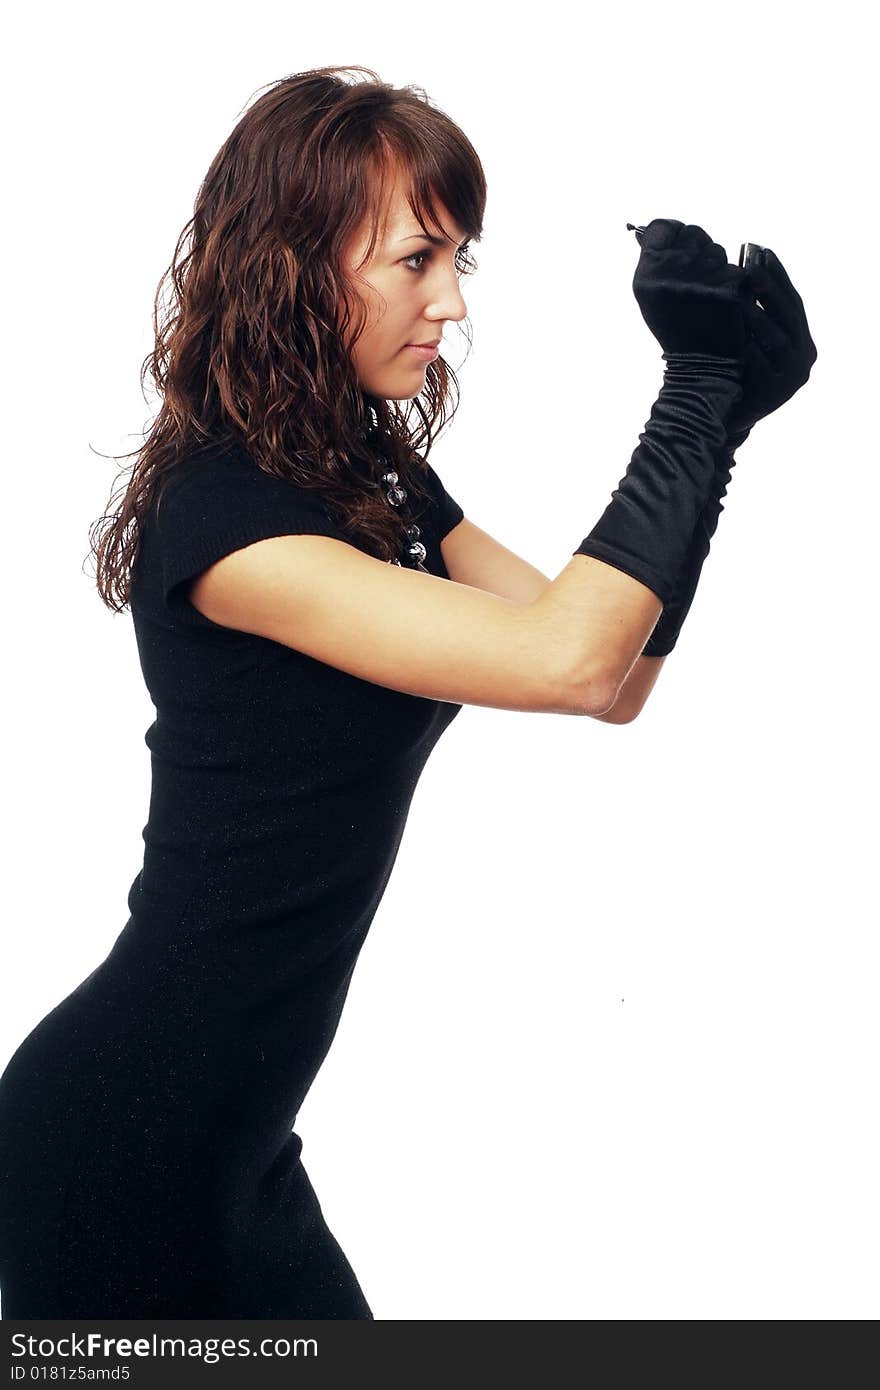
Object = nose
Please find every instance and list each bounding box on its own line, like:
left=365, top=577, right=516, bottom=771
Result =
left=424, top=269, right=468, bottom=327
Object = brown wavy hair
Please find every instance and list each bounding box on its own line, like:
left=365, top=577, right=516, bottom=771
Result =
left=87, top=64, right=487, bottom=612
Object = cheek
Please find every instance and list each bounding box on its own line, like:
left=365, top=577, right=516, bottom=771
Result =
left=369, top=309, right=406, bottom=355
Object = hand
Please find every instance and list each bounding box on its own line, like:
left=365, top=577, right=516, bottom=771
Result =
left=633, top=218, right=750, bottom=360
left=726, top=247, right=818, bottom=437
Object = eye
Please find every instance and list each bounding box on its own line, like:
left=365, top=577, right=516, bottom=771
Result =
left=401, top=243, right=474, bottom=275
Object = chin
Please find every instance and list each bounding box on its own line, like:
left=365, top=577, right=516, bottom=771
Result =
left=358, top=361, right=427, bottom=401
left=371, top=379, right=424, bottom=403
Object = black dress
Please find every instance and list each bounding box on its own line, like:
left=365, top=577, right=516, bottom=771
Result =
left=0, top=442, right=464, bottom=1318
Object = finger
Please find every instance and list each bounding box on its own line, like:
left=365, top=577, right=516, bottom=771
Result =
left=760, top=248, right=804, bottom=307
left=762, top=249, right=817, bottom=354
left=679, top=223, right=713, bottom=252
left=697, top=241, right=728, bottom=273
left=640, top=218, right=685, bottom=250
left=744, top=255, right=809, bottom=344
left=743, top=299, right=790, bottom=359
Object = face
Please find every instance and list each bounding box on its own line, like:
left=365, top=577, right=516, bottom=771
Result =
left=342, top=168, right=470, bottom=400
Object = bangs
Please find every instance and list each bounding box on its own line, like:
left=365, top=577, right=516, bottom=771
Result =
left=360, top=131, right=486, bottom=262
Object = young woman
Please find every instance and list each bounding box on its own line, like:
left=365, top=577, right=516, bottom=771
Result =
left=0, top=65, right=816, bottom=1319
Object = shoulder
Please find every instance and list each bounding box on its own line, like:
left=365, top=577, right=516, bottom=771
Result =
left=147, top=441, right=346, bottom=625
left=155, top=441, right=333, bottom=518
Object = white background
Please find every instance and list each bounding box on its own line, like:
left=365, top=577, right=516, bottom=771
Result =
left=1, top=0, right=876, bottom=1320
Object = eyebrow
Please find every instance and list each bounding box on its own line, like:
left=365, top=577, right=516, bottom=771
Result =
left=397, top=232, right=471, bottom=248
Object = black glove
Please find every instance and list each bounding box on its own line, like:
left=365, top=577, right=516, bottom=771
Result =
left=641, top=440, right=738, bottom=656
left=642, top=244, right=818, bottom=656
left=573, top=219, right=749, bottom=607
left=630, top=218, right=749, bottom=360
left=728, top=246, right=818, bottom=437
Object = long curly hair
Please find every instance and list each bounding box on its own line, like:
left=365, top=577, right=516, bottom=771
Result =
left=87, top=65, right=487, bottom=612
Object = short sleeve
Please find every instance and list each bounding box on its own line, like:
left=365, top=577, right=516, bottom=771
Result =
left=419, top=461, right=465, bottom=540
left=153, top=446, right=345, bottom=622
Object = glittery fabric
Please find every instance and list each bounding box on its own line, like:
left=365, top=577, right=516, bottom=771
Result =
left=0, top=443, right=464, bottom=1318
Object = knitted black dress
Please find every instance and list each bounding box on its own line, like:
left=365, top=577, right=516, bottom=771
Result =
left=0, top=441, right=464, bottom=1318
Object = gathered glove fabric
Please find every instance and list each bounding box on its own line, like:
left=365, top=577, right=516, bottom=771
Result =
left=643, top=243, right=818, bottom=656
left=640, top=437, right=740, bottom=656
left=573, top=219, right=750, bottom=608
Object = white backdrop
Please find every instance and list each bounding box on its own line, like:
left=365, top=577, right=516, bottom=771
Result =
left=2, top=0, right=876, bottom=1320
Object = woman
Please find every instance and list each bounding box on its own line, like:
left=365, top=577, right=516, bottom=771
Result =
left=0, top=65, right=816, bottom=1319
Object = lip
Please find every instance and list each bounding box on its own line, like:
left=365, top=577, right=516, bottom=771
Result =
left=404, top=342, right=441, bottom=361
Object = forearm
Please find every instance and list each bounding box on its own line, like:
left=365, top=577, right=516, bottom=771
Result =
left=591, top=653, right=667, bottom=723
left=596, top=431, right=749, bottom=720
left=592, top=437, right=741, bottom=721
left=563, top=354, right=742, bottom=701
left=525, top=346, right=745, bottom=711
left=640, top=427, right=748, bottom=659
left=583, top=434, right=741, bottom=720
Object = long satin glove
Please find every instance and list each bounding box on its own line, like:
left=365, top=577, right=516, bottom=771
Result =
left=573, top=354, right=745, bottom=605
left=642, top=246, right=818, bottom=656
left=573, top=218, right=750, bottom=607
left=641, top=430, right=747, bottom=656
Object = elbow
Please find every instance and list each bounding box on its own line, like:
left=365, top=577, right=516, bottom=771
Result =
left=561, top=664, right=647, bottom=721
left=544, top=634, right=634, bottom=719
left=593, top=701, right=641, bottom=724
left=560, top=666, right=620, bottom=718
left=591, top=670, right=646, bottom=722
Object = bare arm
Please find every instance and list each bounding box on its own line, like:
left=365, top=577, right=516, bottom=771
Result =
left=440, top=517, right=667, bottom=721
left=590, top=654, right=666, bottom=723
left=186, top=515, right=662, bottom=718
